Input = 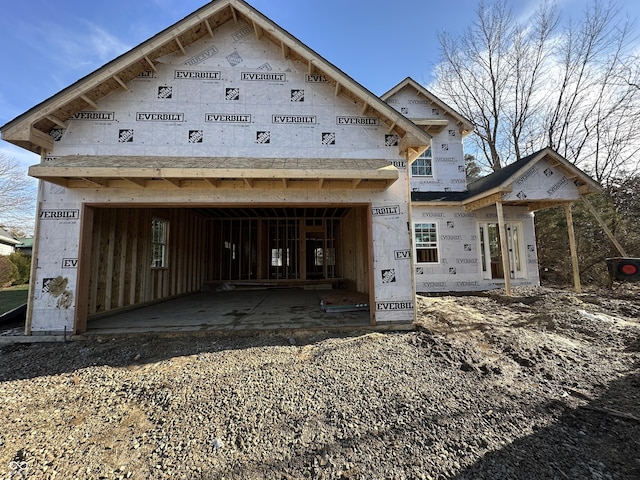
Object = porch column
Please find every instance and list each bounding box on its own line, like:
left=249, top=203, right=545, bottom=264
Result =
left=495, top=201, right=512, bottom=296
left=564, top=203, right=582, bottom=294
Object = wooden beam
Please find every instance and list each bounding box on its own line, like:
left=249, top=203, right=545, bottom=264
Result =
left=175, top=37, right=186, bottom=55
left=352, top=178, right=362, bottom=188
left=387, top=121, right=397, bottom=134
left=113, top=75, right=129, bottom=92
left=244, top=178, right=253, bottom=188
left=144, top=56, right=158, bottom=73
left=29, top=126, right=54, bottom=151
left=46, top=115, right=67, bottom=129
left=204, top=18, right=214, bottom=38
left=121, top=177, right=146, bottom=187
left=74, top=205, right=93, bottom=334
left=463, top=192, right=505, bottom=211
left=203, top=178, right=218, bottom=188
left=564, top=203, right=582, bottom=294
left=230, top=4, right=238, bottom=22
left=361, top=102, right=369, bottom=115
left=163, top=178, right=182, bottom=188
left=495, top=201, right=512, bottom=296
left=527, top=201, right=565, bottom=212
left=80, top=94, right=98, bottom=110
left=282, top=178, right=288, bottom=188
left=318, top=178, right=324, bottom=189
left=581, top=196, right=628, bottom=256
left=80, top=177, right=109, bottom=187
left=308, top=59, right=314, bottom=75
left=334, top=82, right=341, bottom=97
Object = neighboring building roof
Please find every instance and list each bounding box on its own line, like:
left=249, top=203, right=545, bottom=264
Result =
left=412, top=147, right=602, bottom=210
left=381, top=77, right=475, bottom=138
left=0, top=0, right=430, bottom=160
left=15, top=238, right=34, bottom=248
left=0, top=228, right=20, bottom=246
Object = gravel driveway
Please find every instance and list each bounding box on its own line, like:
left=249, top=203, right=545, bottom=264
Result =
left=1, top=286, right=638, bottom=479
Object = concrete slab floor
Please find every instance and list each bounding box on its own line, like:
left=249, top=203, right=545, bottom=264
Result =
left=87, top=289, right=374, bottom=334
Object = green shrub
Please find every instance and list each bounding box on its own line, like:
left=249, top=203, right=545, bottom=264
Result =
left=0, top=256, right=17, bottom=287
left=8, top=252, right=31, bottom=284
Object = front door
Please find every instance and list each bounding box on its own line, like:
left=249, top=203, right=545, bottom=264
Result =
left=478, top=222, right=525, bottom=279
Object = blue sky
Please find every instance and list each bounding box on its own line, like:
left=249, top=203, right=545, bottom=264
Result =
left=1, top=0, right=639, bottom=168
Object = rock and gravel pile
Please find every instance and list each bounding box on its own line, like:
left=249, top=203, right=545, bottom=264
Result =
left=0, top=285, right=638, bottom=479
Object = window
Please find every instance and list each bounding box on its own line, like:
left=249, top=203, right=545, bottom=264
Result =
left=151, top=218, right=168, bottom=268
left=411, top=147, right=433, bottom=177
left=414, top=222, right=439, bottom=263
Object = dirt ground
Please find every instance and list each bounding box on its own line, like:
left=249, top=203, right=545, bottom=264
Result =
left=0, top=283, right=638, bottom=479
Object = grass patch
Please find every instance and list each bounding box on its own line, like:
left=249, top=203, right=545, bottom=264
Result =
left=0, top=284, right=29, bottom=314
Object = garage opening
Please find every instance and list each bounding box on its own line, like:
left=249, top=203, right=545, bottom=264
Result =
left=75, top=204, right=373, bottom=333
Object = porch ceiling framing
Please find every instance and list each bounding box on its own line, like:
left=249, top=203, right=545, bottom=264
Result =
left=29, top=155, right=400, bottom=191
left=1, top=0, right=430, bottom=158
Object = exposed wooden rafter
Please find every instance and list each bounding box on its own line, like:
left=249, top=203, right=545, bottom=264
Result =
left=204, top=178, right=219, bottom=188
left=308, top=59, right=314, bottom=75
left=80, top=95, right=98, bottom=110
left=318, top=178, right=324, bottom=189
left=334, top=82, right=341, bottom=97
left=352, top=179, right=362, bottom=188
left=281, top=41, right=290, bottom=60
left=144, top=56, right=158, bottom=73
left=361, top=102, right=369, bottom=115
left=230, top=5, right=238, bottom=23
left=252, top=21, right=263, bottom=39
left=244, top=178, right=253, bottom=188
left=282, top=178, right=288, bottom=188
left=46, top=115, right=67, bottom=129
left=387, top=121, right=397, bottom=134
left=204, top=18, right=214, bottom=38
left=175, top=37, right=186, bottom=55
left=112, top=75, right=129, bottom=92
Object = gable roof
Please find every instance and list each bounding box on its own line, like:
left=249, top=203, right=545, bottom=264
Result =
left=412, top=147, right=602, bottom=211
left=0, top=0, right=430, bottom=159
left=381, top=77, right=474, bottom=137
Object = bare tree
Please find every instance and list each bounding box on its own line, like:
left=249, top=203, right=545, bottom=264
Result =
left=436, top=0, right=514, bottom=171
left=432, top=0, right=640, bottom=183
left=0, top=154, right=37, bottom=234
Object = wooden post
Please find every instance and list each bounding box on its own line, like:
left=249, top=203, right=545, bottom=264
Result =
left=496, top=201, right=512, bottom=296
left=75, top=205, right=94, bottom=334
left=564, top=203, right=582, bottom=294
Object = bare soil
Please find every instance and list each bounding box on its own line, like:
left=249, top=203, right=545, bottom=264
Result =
left=0, top=284, right=638, bottom=479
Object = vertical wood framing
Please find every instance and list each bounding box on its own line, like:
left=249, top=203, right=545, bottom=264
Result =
left=74, top=205, right=94, bottom=334
left=366, top=204, right=376, bottom=325
left=495, top=201, right=512, bottom=296
left=564, top=203, right=582, bottom=294
left=105, top=210, right=117, bottom=310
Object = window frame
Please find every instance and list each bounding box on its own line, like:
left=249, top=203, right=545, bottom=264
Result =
left=151, top=217, right=169, bottom=269
left=413, top=222, right=440, bottom=264
left=411, top=147, right=433, bottom=177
